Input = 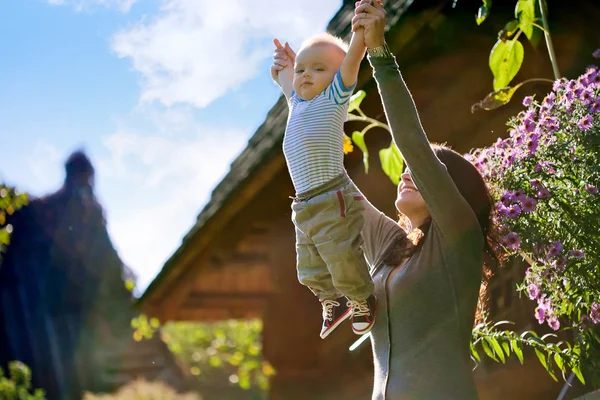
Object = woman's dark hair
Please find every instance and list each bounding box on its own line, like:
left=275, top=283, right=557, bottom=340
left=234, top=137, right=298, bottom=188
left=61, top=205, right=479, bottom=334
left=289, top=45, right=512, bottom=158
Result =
left=383, top=144, right=502, bottom=320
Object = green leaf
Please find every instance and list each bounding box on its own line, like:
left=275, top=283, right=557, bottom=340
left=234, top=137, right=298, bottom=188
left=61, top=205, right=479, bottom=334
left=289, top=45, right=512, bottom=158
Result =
left=534, top=348, right=548, bottom=370
left=489, top=39, right=524, bottom=90
left=501, top=341, right=511, bottom=357
left=379, top=143, right=403, bottom=185
left=515, top=0, right=535, bottom=41
left=488, top=337, right=506, bottom=363
left=481, top=340, right=499, bottom=362
left=476, top=0, right=492, bottom=25
left=554, top=353, right=564, bottom=372
left=470, top=342, right=481, bottom=363
left=512, top=339, right=524, bottom=364
left=352, top=131, right=370, bottom=173
left=348, top=90, right=366, bottom=113
left=572, top=364, right=585, bottom=384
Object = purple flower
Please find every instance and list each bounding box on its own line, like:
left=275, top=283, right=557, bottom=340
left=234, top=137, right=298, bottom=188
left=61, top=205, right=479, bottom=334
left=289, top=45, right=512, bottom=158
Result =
left=553, top=79, right=565, bottom=92
left=535, top=307, right=546, bottom=324
left=507, top=204, right=522, bottom=218
left=503, top=232, right=521, bottom=250
left=529, top=179, right=543, bottom=190
left=548, top=315, right=560, bottom=331
left=590, top=72, right=600, bottom=88
left=523, top=118, right=536, bottom=133
left=514, top=189, right=527, bottom=201
left=580, top=88, right=594, bottom=105
left=569, top=249, right=585, bottom=259
left=527, top=138, right=539, bottom=154
left=496, top=203, right=509, bottom=218
left=591, top=302, right=600, bottom=324
left=500, top=191, right=514, bottom=205
left=521, top=196, right=537, bottom=213
left=553, top=256, right=567, bottom=271
left=547, top=241, right=563, bottom=258
left=591, top=97, right=600, bottom=114
left=586, top=184, right=598, bottom=194
left=578, top=114, right=593, bottom=131
left=544, top=92, right=556, bottom=107
left=528, top=283, right=540, bottom=300
left=536, top=188, right=550, bottom=199
left=593, top=48, right=600, bottom=58
left=522, top=96, right=534, bottom=106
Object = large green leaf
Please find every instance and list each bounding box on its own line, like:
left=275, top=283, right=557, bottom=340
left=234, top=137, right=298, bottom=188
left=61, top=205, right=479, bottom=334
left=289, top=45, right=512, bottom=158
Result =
left=489, top=39, right=524, bottom=90
left=379, top=143, right=403, bottom=185
left=476, top=0, right=492, bottom=25
left=352, top=130, right=370, bottom=173
left=348, top=90, right=366, bottom=113
left=515, top=0, right=535, bottom=41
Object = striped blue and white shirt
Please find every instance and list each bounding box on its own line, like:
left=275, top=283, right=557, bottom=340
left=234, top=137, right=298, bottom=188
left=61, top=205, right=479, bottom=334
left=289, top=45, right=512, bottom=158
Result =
left=283, top=71, right=356, bottom=194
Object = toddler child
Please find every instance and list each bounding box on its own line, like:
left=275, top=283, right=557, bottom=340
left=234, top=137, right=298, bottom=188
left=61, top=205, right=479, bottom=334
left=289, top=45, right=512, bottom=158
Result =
left=270, top=28, right=376, bottom=339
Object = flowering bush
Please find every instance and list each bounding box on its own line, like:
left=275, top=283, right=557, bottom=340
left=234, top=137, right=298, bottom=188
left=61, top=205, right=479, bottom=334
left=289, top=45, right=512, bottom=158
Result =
left=467, top=55, right=600, bottom=383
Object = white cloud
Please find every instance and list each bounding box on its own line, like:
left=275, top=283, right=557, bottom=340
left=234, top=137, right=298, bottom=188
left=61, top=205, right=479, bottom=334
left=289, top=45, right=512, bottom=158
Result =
left=26, top=141, right=64, bottom=189
left=111, top=0, right=342, bottom=108
left=95, top=105, right=250, bottom=290
left=46, top=0, right=138, bottom=13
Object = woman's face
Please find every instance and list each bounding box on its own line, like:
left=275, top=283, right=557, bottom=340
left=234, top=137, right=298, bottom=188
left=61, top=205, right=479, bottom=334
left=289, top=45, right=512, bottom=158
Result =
left=395, top=168, right=429, bottom=225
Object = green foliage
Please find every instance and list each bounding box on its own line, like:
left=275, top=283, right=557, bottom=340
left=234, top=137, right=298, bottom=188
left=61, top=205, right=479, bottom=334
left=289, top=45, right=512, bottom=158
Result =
left=471, top=320, right=584, bottom=383
left=0, top=186, right=28, bottom=258
left=472, top=0, right=559, bottom=111
left=378, top=143, right=403, bottom=185
left=0, top=361, right=46, bottom=400
left=83, top=379, right=200, bottom=400
left=468, top=58, right=600, bottom=384
left=476, top=0, right=492, bottom=25
left=489, top=38, right=525, bottom=91
left=131, top=316, right=274, bottom=394
left=345, top=90, right=404, bottom=184
left=515, top=0, right=536, bottom=41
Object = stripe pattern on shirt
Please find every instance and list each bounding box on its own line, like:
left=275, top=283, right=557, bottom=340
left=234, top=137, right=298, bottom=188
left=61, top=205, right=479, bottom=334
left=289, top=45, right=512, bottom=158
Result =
left=283, top=71, right=356, bottom=194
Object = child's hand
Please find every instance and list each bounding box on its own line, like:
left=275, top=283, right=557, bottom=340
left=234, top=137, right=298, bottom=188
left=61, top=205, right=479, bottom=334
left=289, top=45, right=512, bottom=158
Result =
left=271, top=38, right=296, bottom=84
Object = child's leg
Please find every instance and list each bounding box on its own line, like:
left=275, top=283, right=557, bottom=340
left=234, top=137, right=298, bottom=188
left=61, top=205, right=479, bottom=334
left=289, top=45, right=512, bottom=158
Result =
left=295, top=227, right=339, bottom=300
left=311, top=185, right=376, bottom=334
left=295, top=227, right=351, bottom=338
left=312, top=191, right=373, bottom=300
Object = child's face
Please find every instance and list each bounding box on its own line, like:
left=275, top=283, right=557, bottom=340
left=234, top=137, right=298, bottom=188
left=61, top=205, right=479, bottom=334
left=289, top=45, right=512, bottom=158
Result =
left=293, top=43, right=344, bottom=100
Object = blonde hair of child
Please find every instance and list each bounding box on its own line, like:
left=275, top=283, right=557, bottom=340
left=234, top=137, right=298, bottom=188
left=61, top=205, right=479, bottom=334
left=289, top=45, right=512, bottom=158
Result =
left=299, top=32, right=349, bottom=54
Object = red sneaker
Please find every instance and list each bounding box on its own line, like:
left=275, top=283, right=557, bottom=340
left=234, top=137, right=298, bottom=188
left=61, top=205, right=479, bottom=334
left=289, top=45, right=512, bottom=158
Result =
left=320, top=297, right=352, bottom=339
left=347, top=295, right=377, bottom=335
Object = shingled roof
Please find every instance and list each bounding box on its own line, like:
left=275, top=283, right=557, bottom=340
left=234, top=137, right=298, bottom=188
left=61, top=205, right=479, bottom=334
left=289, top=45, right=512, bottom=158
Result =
left=140, top=0, right=415, bottom=302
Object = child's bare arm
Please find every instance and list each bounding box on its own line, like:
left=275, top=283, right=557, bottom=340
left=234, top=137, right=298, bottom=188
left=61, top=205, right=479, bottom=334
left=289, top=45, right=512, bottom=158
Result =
left=340, top=30, right=367, bottom=88
left=271, top=38, right=295, bottom=99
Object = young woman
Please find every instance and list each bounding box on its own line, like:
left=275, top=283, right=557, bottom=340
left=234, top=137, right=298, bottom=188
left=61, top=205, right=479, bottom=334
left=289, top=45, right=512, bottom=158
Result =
left=272, top=1, right=498, bottom=398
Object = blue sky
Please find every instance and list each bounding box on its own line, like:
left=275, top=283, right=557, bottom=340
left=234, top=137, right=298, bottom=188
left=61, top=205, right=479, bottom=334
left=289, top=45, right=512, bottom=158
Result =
left=0, top=0, right=342, bottom=291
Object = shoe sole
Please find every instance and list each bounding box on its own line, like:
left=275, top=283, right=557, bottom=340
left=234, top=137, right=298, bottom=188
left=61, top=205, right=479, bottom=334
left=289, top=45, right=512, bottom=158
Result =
left=352, top=315, right=376, bottom=335
left=320, top=307, right=352, bottom=339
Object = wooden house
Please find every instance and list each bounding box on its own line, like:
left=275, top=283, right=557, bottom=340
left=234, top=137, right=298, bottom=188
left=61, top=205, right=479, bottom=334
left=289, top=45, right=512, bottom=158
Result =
left=138, top=0, right=600, bottom=398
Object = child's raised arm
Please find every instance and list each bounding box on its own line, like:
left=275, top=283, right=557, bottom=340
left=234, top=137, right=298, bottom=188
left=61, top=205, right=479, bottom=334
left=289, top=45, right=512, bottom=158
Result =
left=271, top=38, right=294, bottom=100
left=340, top=30, right=367, bottom=88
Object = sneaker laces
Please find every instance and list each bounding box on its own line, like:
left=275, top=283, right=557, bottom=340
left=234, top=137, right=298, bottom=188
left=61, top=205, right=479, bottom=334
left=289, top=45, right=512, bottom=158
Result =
left=347, top=299, right=370, bottom=317
left=322, top=299, right=341, bottom=321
